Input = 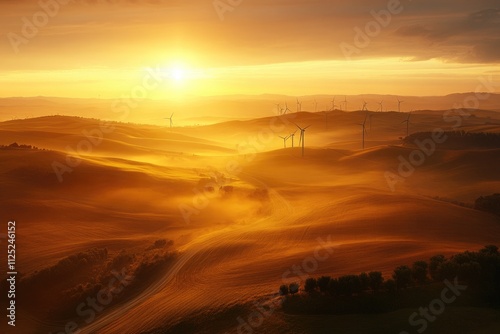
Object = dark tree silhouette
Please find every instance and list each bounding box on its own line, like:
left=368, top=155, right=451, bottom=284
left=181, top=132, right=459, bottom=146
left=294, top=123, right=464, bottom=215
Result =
left=429, top=255, right=446, bottom=281
left=480, top=245, right=499, bottom=255
left=337, top=275, right=362, bottom=296
left=279, top=284, right=289, bottom=295
left=393, top=265, right=412, bottom=289
left=359, top=272, right=370, bottom=291
left=475, top=194, right=500, bottom=216
left=412, top=261, right=428, bottom=284
left=304, top=278, right=317, bottom=293
left=289, top=282, right=299, bottom=295
left=384, top=278, right=396, bottom=293
left=328, top=278, right=340, bottom=296
left=438, top=261, right=460, bottom=280
left=317, top=276, right=331, bottom=293
left=368, top=271, right=384, bottom=291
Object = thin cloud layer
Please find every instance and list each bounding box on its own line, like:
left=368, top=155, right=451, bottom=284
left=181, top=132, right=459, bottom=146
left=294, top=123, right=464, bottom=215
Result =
left=0, top=0, right=498, bottom=97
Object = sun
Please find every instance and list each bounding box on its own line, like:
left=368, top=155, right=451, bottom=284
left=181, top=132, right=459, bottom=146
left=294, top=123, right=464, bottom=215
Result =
left=170, top=67, right=185, bottom=82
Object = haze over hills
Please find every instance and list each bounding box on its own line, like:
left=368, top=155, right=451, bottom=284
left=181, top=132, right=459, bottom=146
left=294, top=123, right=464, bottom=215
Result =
left=1, top=110, right=500, bottom=334
left=1, top=93, right=500, bottom=126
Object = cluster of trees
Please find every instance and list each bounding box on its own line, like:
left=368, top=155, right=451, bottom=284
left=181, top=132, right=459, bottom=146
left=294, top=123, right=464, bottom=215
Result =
left=405, top=131, right=500, bottom=148
left=279, top=245, right=500, bottom=314
left=0, top=142, right=41, bottom=150
left=475, top=194, right=500, bottom=216
left=23, top=248, right=109, bottom=287
left=280, top=272, right=386, bottom=297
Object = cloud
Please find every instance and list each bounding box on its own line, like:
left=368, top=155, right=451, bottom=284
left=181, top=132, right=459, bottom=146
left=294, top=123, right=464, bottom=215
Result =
left=394, top=8, right=500, bottom=63
left=0, top=0, right=499, bottom=73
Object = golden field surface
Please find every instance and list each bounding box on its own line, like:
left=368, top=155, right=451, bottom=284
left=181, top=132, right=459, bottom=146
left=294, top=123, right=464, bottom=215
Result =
left=1, top=106, right=500, bottom=334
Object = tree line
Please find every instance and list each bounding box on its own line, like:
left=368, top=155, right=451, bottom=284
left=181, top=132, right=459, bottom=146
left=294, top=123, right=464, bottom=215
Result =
left=279, top=245, right=500, bottom=314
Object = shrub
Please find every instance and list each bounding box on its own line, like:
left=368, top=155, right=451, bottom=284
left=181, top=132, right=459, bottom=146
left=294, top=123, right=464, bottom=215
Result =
left=279, top=284, right=289, bottom=295
left=475, top=194, right=500, bottom=216
left=289, top=283, right=299, bottom=295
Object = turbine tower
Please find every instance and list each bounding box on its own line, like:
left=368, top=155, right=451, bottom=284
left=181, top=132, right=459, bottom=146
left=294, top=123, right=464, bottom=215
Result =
left=401, top=111, right=412, bottom=137
left=397, top=98, right=404, bottom=113
left=290, top=130, right=298, bottom=148
left=275, top=103, right=281, bottom=115
left=284, top=103, right=291, bottom=114
left=165, top=113, right=174, bottom=128
left=294, top=123, right=312, bottom=157
left=296, top=99, right=302, bottom=112
left=344, top=96, right=348, bottom=111
left=358, top=113, right=368, bottom=149
left=279, top=135, right=290, bottom=148
left=378, top=101, right=383, bottom=112
left=331, top=96, right=336, bottom=111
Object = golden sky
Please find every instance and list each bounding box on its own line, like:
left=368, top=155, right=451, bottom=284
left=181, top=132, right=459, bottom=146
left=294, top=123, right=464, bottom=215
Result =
left=1, top=0, right=499, bottom=98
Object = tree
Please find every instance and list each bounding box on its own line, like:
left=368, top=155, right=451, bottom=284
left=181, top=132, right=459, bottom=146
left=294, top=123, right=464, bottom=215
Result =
left=429, top=255, right=446, bottom=281
left=439, top=261, right=460, bottom=280
left=475, top=194, right=500, bottom=216
left=304, top=278, right=317, bottom=293
left=384, top=278, right=396, bottom=293
left=359, top=272, right=370, bottom=291
left=289, top=282, right=299, bottom=295
left=279, top=284, right=289, bottom=296
left=393, top=265, right=412, bottom=289
left=480, top=245, right=499, bottom=255
left=337, top=275, right=362, bottom=296
left=412, top=261, right=428, bottom=284
left=317, top=276, right=331, bottom=293
left=368, top=271, right=384, bottom=291
left=328, top=278, right=340, bottom=296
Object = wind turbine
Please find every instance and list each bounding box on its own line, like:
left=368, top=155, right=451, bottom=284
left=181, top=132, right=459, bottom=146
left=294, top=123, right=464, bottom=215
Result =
left=378, top=101, right=383, bottom=112
left=290, top=130, right=298, bottom=148
left=358, top=113, right=369, bottom=149
left=343, top=96, right=348, bottom=111
left=397, top=98, right=404, bottom=113
left=296, top=99, right=302, bottom=112
left=294, top=123, right=312, bottom=157
left=284, top=103, right=291, bottom=114
left=279, top=135, right=290, bottom=148
left=165, top=113, right=174, bottom=128
left=275, top=103, right=281, bottom=115
left=362, top=101, right=368, bottom=111
left=401, top=111, right=412, bottom=137
left=314, top=99, right=318, bottom=112
left=331, top=96, right=336, bottom=111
